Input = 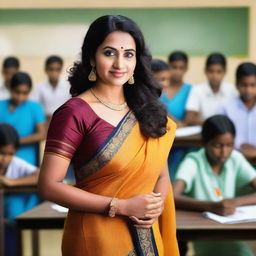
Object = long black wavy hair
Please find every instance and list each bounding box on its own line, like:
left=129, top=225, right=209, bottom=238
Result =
left=68, top=15, right=168, bottom=138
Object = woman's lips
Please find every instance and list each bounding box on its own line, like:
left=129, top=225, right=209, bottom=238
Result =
left=109, top=71, right=126, bottom=78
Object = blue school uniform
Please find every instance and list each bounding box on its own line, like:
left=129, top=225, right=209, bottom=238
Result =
left=160, top=83, right=192, bottom=179
left=0, top=99, right=45, bottom=165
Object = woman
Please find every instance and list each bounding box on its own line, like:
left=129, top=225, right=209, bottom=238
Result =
left=38, top=15, right=179, bottom=256
left=174, top=115, right=256, bottom=256
left=0, top=72, right=46, bottom=165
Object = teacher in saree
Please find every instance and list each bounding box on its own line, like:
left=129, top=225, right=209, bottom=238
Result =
left=38, top=15, right=179, bottom=256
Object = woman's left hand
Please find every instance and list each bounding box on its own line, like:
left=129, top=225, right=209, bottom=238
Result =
left=129, top=203, right=164, bottom=228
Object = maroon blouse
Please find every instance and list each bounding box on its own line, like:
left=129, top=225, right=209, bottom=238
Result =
left=45, top=98, right=115, bottom=169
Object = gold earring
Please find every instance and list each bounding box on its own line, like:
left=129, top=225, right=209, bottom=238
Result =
left=88, top=66, right=96, bottom=82
left=128, top=75, right=135, bottom=85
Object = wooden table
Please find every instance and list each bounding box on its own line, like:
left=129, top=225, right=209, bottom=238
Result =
left=173, top=134, right=202, bottom=148
left=0, top=185, right=37, bottom=256
left=16, top=202, right=256, bottom=256
left=176, top=209, right=256, bottom=241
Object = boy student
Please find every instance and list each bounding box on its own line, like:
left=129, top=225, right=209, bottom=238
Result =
left=31, top=55, right=70, bottom=121
left=221, top=62, right=256, bottom=166
left=174, top=115, right=256, bottom=256
left=185, top=53, right=237, bottom=125
left=0, top=56, right=20, bottom=100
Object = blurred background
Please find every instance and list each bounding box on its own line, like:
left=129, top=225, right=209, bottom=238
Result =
left=1, top=1, right=256, bottom=255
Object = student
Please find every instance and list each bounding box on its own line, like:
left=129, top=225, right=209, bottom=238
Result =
left=31, top=55, right=70, bottom=122
left=151, top=59, right=170, bottom=89
left=185, top=53, right=236, bottom=125
left=0, top=56, right=20, bottom=100
left=0, top=123, right=40, bottom=256
left=0, top=72, right=46, bottom=165
left=221, top=62, right=256, bottom=166
left=157, top=51, right=192, bottom=179
left=173, top=115, right=256, bottom=256
left=160, top=51, right=192, bottom=126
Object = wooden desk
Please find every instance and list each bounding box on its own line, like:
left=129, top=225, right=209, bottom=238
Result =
left=173, top=134, right=202, bottom=148
left=0, top=185, right=37, bottom=256
left=176, top=210, right=256, bottom=241
left=16, top=202, right=256, bottom=256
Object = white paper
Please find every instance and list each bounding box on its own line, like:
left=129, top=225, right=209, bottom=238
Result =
left=51, top=203, right=69, bottom=213
left=175, top=126, right=202, bottom=138
left=202, top=205, right=256, bottom=224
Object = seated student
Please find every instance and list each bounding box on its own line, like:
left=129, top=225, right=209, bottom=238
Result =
left=0, top=72, right=46, bottom=166
left=151, top=58, right=171, bottom=89
left=185, top=53, right=236, bottom=125
left=0, top=123, right=40, bottom=256
left=160, top=51, right=192, bottom=127
left=0, top=56, right=20, bottom=100
left=154, top=52, right=192, bottom=179
left=221, top=62, right=256, bottom=166
left=31, top=55, right=70, bottom=122
left=173, top=115, right=256, bottom=256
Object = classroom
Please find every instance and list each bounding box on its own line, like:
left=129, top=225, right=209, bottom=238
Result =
left=0, top=0, right=256, bottom=255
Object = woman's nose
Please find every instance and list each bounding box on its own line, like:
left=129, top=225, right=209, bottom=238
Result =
left=113, top=55, right=124, bottom=69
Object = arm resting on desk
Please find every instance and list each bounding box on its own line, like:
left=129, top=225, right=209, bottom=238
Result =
left=173, top=179, right=256, bottom=216
left=0, top=170, right=39, bottom=187
left=184, top=111, right=204, bottom=126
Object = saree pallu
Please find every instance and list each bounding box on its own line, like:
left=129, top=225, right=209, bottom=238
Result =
left=62, top=112, right=179, bottom=256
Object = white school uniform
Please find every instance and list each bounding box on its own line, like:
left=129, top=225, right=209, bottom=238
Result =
left=5, top=156, right=37, bottom=179
left=31, top=78, right=70, bottom=116
left=186, top=81, right=237, bottom=120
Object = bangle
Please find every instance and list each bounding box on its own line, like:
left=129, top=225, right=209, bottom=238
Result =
left=109, top=197, right=118, bottom=217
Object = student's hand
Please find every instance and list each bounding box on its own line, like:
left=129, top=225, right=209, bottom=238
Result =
left=117, top=192, right=163, bottom=220
left=211, top=199, right=236, bottom=216
left=0, top=176, right=16, bottom=187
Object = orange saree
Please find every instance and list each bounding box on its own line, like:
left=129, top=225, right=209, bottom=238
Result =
left=45, top=100, right=179, bottom=256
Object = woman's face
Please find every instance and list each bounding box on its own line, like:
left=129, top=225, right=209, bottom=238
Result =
left=10, top=84, right=31, bottom=106
left=0, top=145, right=16, bottom=174
left=93, top=31, right=137, bottom=87
left=205, top=133, right=234, bottom=165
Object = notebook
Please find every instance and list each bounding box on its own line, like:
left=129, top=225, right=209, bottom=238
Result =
left=202, top=205, right=256, bottom=224
left=175, top=126, right=202, bottom=137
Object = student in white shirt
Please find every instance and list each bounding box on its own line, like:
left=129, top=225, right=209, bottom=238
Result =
left=0, top=56, right=20, bottom=100
left=221, top=62, right=256, bottom=166
left=0, top=123, right=39, bottom=256
left=31, top=55, right=70, bottom=121
left=185, top=53, right=237, bottom=125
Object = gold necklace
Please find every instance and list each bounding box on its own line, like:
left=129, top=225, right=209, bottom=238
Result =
left=90, top=88, right=127, bottom=111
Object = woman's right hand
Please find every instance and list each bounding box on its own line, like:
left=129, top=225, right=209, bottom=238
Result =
left=117, top=192, right=163, bottom=219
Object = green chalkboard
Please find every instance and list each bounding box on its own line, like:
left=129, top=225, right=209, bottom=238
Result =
left=0, top=8, right=248, bottom=57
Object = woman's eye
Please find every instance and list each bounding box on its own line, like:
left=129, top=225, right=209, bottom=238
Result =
left=104, top=50, right=115, bottom=56
left=124, top=52, right=134, bottom=58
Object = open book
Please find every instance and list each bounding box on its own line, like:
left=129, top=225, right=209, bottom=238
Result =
left=202, top=205, right=256, bottom=224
